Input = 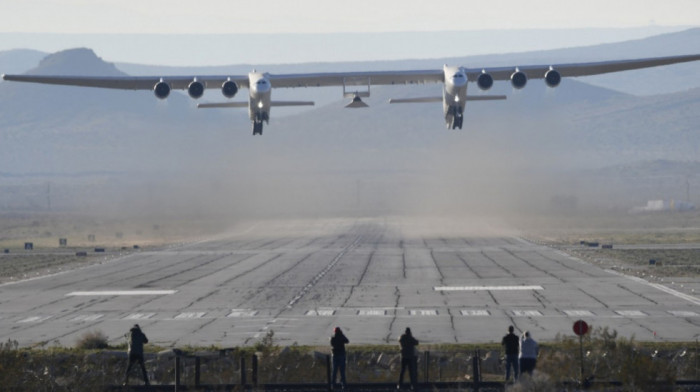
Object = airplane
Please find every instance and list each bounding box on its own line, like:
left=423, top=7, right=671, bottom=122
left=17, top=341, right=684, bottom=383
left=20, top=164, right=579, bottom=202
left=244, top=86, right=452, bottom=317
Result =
left=3, top=54, right=700, bottom=135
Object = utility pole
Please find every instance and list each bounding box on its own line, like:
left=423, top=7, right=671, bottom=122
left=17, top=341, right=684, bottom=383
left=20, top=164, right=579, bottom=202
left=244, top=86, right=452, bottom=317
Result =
left=46, top=182, right=51, bottom=211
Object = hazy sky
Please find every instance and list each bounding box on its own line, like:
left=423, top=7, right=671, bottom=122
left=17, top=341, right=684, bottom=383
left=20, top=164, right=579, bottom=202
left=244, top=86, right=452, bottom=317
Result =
left=2, top=0, right=699, bottom=34
left=1, top=0, right=699, bottom=65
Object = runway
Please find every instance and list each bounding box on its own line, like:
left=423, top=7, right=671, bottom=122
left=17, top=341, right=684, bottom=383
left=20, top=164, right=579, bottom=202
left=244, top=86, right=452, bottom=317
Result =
left=0, top=217, right=698, bottom=348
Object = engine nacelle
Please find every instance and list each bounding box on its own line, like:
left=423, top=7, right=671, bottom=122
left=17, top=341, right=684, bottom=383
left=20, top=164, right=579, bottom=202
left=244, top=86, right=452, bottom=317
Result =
left=510, top=70, right=527, bottom=89
left=222, top=80, right=238, bottom=98
left=153, top=81, right=171, bottom=99
left=187, top=80, right=205, bottom=99
left=477, top=72, right=493, bottom=91
left=544, top=69, right=561, bottom=88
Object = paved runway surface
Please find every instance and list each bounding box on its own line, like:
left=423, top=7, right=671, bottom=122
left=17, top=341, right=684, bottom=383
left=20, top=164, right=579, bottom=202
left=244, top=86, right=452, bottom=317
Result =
left=1, top=217, right=698, bottom=348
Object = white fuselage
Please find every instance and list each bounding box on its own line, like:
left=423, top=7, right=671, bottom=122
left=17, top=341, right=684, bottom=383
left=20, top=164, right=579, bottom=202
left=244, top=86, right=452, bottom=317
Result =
left=442, top=65, right=468, bottom=123
left=248, top=72, right=272, bottom=123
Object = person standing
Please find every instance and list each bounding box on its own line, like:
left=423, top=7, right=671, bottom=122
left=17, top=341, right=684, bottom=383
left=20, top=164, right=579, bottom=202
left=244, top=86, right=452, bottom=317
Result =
left=330, top=326, right=349, bottom=389
left=519, top=331, right=539, bottom=376
left=124, top=324, right=150, bottom=386
left=397, top=327, right=419, bottom=390
left=501, top=325, right=519, bottom=382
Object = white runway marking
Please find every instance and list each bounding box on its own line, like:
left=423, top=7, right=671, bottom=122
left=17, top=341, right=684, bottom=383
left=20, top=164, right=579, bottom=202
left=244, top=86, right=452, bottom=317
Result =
left=668, top=310, right=698, bottom=317
left=461, top=310, right=490, bottom=316
left=435, top=285, right=544, bottom=291
left=123, top=313, right=155, bottom=320
left=563, top=310, right=595, bottom=317
left=228, top=310, right=259, bottom=317
left=305, top=309, right=335, bottom=316
left=358, top=309, right=387, bottom=316
left=18, top=316, right=51, bottom=323
left=70, top=314, right=103, bottom=322
left=512, top=310, right=543, bottom=317
left=66, top=290, right=177, bottom=296
left=409, top=309, right=438, bottom=316
left=174, top=312, right=206, bottom=320
left=616, top=310, right=646, bottom=317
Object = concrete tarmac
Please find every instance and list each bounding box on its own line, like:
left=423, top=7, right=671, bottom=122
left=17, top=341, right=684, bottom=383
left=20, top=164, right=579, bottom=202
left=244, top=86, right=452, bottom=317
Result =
left=0, top=217, right=698, bottom=348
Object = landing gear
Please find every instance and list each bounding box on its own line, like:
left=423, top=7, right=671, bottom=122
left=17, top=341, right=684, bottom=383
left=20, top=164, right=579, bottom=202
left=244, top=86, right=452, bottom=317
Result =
left=252, top=120, right=263, bottom=135
left=447, top=105, right=464, bottom=130
left=252, top=112, right=266, bottom=135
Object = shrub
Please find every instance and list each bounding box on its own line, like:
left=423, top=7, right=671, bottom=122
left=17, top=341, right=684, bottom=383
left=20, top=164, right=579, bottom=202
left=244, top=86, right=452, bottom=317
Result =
left=75, top=330, right=109, bottom=350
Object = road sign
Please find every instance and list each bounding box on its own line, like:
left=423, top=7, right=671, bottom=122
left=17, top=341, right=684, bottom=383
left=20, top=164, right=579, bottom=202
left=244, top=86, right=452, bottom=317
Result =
left=573, top=320, right=589, bottom=336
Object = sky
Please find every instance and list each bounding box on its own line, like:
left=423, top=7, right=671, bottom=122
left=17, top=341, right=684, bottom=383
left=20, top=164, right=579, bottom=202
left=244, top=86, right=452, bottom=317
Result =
left=0, top=0, right=699, bottom=65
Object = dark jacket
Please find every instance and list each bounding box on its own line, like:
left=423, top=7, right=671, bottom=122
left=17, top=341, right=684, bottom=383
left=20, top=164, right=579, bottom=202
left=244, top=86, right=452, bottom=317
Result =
left=128, top=327, right=149, bottom=356
left=330, top=332, right=349, bottom=356
left=501, top=332, right=519, bottom=356
left=399, top=333, right=419, bottom=358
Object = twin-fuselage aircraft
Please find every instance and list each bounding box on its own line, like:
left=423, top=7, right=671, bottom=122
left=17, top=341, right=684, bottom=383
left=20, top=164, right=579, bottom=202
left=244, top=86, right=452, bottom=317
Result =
left=4, top=54, right=700, bottom=135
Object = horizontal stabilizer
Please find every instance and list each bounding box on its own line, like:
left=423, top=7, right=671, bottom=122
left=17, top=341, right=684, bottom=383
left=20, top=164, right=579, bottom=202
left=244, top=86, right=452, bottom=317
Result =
left=197, top=102, right=248, bottom=109
left=465, top=95, right=507, bottom=101
left=389, top=97, right=442, bottom=104
left=271, top=101, right=315, bottom=107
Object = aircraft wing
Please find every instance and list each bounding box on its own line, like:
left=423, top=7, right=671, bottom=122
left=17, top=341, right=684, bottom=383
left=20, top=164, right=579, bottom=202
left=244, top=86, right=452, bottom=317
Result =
left=267, top=70, right=443, bottom=88
left=1, top=74, right=250, bottom=90
left=464, top=54, right=700, bottom=81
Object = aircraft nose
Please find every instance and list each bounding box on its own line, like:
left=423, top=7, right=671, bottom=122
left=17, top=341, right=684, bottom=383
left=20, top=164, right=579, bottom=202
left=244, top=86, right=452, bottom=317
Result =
left=252, top=79, right=271, bottom=94
left=451, top=73, right=467, bottom=88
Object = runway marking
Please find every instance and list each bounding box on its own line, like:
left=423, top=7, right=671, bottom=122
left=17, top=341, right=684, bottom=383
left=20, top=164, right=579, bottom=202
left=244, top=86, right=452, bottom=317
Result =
left=512, top=310, right=543, bottom=317
left=123, top=313, right=155, bottom=320
left=228, top=310, right=259, bottom=317
left=70, top=314, right=104, bottom=322
left=435, top=285, right=544, bottom=291
left=615, top=310, right=646, bottom=317
left=606, top=269, right=700, bottom=306
left=18, top=316, right=51, bottom=323
left=668, top=310, right=699, bottom=317
left=174, top=312, right=206, bottom=320
left=305, top=309, right=335, bottom=316
left=358, top=309, right=386, bottom=316
left=409, top=309, right=438, bottom=316
left=563, top=310, right=595, bottom=317
left=460, top=310, right=490, bottom=316
left=66, top=290, right=177, bottom=296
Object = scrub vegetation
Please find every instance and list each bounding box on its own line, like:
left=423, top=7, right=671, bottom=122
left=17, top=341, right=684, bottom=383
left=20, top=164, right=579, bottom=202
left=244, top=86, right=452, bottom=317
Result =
left=0, top=328, right=698, bottom=391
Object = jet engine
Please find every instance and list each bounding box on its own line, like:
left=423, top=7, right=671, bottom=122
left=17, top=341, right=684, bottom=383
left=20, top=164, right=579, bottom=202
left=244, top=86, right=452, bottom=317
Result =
left=510, top=70, right=527, bottom=89
left=222, top=80, right=238, bottom=98
left=153, top=81, right=171, bottom=99
left=544, top=69, right=561, bottom=87
left=477, top=72, right=493, bottom=90
left=187, top=80, right=205, bottom=99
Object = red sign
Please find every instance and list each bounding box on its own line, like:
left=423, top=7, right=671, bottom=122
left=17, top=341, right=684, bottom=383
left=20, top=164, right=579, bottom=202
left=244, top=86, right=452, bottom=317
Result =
left=573, top=320, right=589, bottom=336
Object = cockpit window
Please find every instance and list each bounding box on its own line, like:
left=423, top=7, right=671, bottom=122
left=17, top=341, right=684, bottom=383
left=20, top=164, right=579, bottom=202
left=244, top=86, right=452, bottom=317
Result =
left=453, top=73, right=464, bottom=78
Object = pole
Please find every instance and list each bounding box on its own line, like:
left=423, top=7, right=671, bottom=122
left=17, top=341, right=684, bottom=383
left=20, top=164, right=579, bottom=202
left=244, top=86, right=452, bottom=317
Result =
left=240, top=356, right=246, bottom=388
left=473, top=349, right=481, bottom=392
left=424, top=350, right=430, bottom=383
left=252, top=354, right=258, bottom=387
left=579, top=334, right=585, bottom=385
left=326, top=354, right=332, bottom=392
left=195, top=357, right=201, bottom=387
left=175, top=355, right=181, bottom=392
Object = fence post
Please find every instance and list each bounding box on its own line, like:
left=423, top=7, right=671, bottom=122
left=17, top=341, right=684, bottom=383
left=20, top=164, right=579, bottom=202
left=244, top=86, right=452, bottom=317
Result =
left=252, top=354, right=258, bottom=387
left=327, top=354, right=332, bottom=391
left=174, top=355, right=181, bottom=391
left=195, top=357, right=201, bottom=387
left=472, top=349, right=481, bottom=392
left=424, top=350, right=430, bottom=383
left=240, top=356, right=247, bottom=388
